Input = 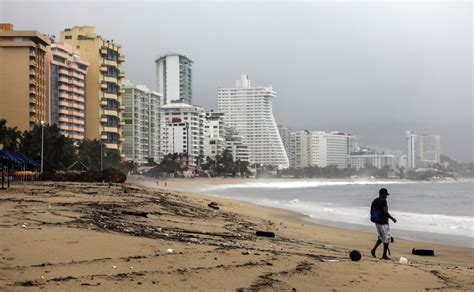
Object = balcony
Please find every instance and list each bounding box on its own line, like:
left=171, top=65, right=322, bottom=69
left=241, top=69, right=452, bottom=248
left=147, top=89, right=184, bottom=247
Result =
left=100, top=117, right=108, bottom=123
left=100, top=100, right=108, bottom=106
left=100, top=83, right=107, bottom=89
left=103, top=59, right=117, bottom=67
left=104, top=93, right=118, bottom=100
left=29, top=59, right=37, bottom=67
left=119, top=105, right=125, bottom=110
left=100, top=48, right=108, bottom=55
left=29, top=88, right=36, bottom=94
left=103, top=126, right=119, bottom=133
left=29, top=51, right=36, bottom=57
left=118, top=55, right=125, bottom=62
left=119, top=121, right=125, bottom=126
left=118, top=72, right=125, bottom=78
left=103, top=109, right=118, bottom=117
left=101, top=134, right=108, bottom=140
left=104, top=76, right=117, bottom=83
left=104, top=143, right=118, bottom=150
left=29, top=69, right=36, bottom=76
left=119, top=137, right=126, bottom=142
left=119, top=89, right=125, bottom=94
left=100, top=65, right=107, bottom=72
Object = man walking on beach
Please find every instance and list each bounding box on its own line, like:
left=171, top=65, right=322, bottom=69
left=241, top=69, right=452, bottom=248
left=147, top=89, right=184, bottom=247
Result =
left=370, top=188, right=396, bottom=260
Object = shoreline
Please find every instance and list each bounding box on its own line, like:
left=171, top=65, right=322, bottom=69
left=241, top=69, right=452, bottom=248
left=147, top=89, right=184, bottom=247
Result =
left=131, top=177, right=473, bottom=265
left=1, top=180, right=472, bottom=290
left=132, top=176, right=473, bottom=249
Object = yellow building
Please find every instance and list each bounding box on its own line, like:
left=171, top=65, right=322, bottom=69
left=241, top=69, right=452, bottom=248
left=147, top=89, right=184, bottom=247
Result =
left=0, top=23, right=51, bottom=131
left=60, top=26, right=125, bottom=152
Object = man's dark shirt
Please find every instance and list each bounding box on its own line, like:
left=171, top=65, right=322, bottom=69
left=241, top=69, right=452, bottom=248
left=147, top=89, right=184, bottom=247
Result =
left=371, top=197, right=389, bottom=224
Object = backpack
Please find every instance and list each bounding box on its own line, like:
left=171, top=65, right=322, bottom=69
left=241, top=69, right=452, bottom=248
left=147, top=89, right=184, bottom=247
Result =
left=370, top=206, right=382, bottom=223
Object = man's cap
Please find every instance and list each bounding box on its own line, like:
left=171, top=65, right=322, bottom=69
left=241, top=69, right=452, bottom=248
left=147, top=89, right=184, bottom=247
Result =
left=379, top=188, right=390, bottom=196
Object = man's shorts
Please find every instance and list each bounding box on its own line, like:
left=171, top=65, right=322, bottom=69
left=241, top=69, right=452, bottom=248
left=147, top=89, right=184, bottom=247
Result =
left=375, top=223, right=391, bottom=244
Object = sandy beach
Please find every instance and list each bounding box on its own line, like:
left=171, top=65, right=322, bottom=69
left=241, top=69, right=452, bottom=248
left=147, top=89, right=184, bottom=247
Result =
left=0, top=179, right=472, bottom=291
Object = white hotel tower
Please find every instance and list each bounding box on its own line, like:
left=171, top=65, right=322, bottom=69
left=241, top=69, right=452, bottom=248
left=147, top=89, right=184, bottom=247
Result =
left=218, top=74, right=289, bottom=168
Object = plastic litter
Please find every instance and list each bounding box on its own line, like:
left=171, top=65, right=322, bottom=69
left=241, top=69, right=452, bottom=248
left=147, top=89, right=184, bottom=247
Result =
left=166, top=248, right=173, bottom=253
left=21, top=223, right=27, bottom=228
left=399, top=257, right=408, bottom=265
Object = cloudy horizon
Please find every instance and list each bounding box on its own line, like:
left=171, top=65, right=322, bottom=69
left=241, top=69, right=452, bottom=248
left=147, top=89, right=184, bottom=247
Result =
left=2, top=0, right=472, bottom=162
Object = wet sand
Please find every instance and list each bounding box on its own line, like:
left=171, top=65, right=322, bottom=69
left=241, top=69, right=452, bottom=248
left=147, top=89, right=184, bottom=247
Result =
left=0, top=181, right=472, bottom=291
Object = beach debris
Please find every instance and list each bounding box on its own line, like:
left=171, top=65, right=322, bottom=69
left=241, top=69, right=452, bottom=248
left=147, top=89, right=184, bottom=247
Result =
left=208, top=202, right=220, bottom=210
left=130, top=266, right=134, bottom=270
left=242, top=250, right=251, bottom=255
left=412, top=248, right=435, bottom=256
left=166, top=248, right=174, bottom=253
left=256, top=231, right=275, bottom=238
left=399, top=257, right=409, bottom=265
left=21, top=223, right=27, bottom=228
left=156, top=227, right=162, bottom=232
left=322, top=259, right=340, bottom=263
left=112, top=266, right=117, bottom=269
left=222, top=241, right=240, bottom=248
left=122, top=210, right=148, bottom=218
left=349, top=250, right=361, bottom=261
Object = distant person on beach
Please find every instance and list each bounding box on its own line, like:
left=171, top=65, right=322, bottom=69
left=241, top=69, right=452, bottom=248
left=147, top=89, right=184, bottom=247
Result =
left=370, top=188, right=397, bottom=260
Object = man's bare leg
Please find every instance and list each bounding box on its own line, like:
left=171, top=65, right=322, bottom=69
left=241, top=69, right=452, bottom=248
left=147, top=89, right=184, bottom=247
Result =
left=371, top=239, right=382, bottom=258
left=382, top=243, right=391, bottom=260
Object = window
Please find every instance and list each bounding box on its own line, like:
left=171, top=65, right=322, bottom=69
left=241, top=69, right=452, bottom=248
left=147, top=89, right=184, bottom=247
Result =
left=65, top=35, right=72, bottom=39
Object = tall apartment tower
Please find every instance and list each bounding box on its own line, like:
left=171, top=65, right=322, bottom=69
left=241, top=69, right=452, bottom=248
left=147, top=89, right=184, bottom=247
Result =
left=278, top=125, right=292, bottom=156
left=161, top=102, right=205, bottom=166
left=419, top=134, right=441, bottom=165
left=49, top=43, right=88, bottom=141
left=122, top=80, right=163, bottom=164
left=218, top=74, right=289, bottom=168
left=0, top=23, right=51, bottom=130
left=325, top=132, right=357, bottom=169
left=204, top=111, right=226, bottom=160
left=155, top=53, right=193, bottom=104
left=60, top=26, right=125, bottom=152
left=406, top=130, right=418, bottom=169
left=289, top=130, right=327, bottom=169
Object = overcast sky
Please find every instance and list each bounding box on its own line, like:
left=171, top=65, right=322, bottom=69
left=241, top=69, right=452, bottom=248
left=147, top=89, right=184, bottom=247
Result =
left=2, top=0, right=472, bottom=162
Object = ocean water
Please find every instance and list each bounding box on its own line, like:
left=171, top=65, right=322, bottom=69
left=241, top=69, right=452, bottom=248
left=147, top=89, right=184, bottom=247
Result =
left=185, top=180, right=474, bottom=247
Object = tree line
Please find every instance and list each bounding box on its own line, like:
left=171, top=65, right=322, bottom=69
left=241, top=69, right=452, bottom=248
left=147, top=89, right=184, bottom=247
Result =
left=0, top=119, right=134, bottom=173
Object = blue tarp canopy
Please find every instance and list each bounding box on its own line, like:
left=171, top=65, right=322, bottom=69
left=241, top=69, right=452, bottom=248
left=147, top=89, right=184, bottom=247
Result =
left=0, top=150, right=39, bottom=167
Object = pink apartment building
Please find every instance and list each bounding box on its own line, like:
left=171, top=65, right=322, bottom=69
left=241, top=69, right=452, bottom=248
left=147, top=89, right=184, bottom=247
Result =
left=49, top=43, right=88, bottom=141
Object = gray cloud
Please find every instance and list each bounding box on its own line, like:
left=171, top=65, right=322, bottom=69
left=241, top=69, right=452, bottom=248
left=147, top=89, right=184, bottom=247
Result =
left=2, top=0, right=472, bottom=161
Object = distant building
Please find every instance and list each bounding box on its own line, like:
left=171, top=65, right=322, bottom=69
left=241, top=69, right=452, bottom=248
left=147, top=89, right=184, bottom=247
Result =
left=325, top=132, right=357, bottom=169
left=203, top=111, right=225, bottom=160
left=60, top=26, right=126, bottom=152
left=218, top=74, right=289, bottom=168
left=349, top=154, right=396, bottom=171
left=406, top=131, right=441, bottom=168
left=289, top=130, right=327, bottom=169
left=155, top=53, right=193, bottom=104
left=0, top=23, right=51, bottom=130
left=49, top=43, right=88, bottom=141
left=160, top=101, right=205, bottom=167
left=225, top=128, right=250, bottom=163
left=419, top=134, right=441, bottom=165
left=122, top=80, right=163, bottom=164
left=406, top=130, right=418, bottom=169
left=278, top=125, right=292, bottom=155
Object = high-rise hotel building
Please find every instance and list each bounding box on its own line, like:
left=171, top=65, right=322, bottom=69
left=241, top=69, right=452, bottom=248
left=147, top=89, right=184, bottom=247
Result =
left=60, top=26, right=125, bottom=152
left=406, top=130, right=441, bottom=168
left=218, top=74, right=289, bottom=168
left=122, top=80, right=163, bottom=164
left=155, top=53, right=193, bottom=104
left=49, top=43, right=88, bottom=141
left=161, top=102, right=205, bottom=167
left=0, top=23, right=51, bottom=130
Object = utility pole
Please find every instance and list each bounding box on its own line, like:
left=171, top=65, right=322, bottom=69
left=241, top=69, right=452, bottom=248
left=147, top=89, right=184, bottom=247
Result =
left=100, top=142, right=103, bottom=171
left=40, top=121, right=45, bottom=173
